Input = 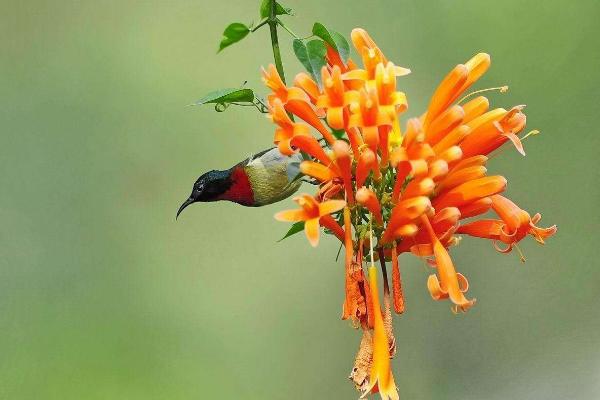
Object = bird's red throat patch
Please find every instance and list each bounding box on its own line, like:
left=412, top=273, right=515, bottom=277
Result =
left=217, top=166, right=255, bottom=206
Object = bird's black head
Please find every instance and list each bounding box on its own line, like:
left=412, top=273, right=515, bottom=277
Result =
left=176, top=169, right=232, bottom=219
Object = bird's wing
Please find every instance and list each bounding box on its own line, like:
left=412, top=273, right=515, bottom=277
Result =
left=241, top=147, right=274, bottom=166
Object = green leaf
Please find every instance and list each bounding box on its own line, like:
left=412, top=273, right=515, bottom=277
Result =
left=277, top=221, right=305, bottom=242
left=260, top=0, right=294, bottom=19
left=218, top=23, right=250, bottom=52
left=311, top=22, right=350, bottom=63
left=306, top=40, right=327, bottom=86
left=292, top=39, right=312, bottom=74
left=194, top=88, right=255, bottom=106
left=292, top=39, right=327, bottom=86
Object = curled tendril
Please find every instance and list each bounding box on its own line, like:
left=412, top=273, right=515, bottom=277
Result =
left=214, top=102, right=230, bottom=112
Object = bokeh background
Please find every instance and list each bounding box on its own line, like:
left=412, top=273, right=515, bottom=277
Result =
left=2, top=1, right=599, bottom=399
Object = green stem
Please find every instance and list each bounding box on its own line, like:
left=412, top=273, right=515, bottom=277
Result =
left=277, top=19, right=299, bottom=39
left=250, top=19, right=268, bottom=32
left=268, top=0, right=286, bottom=84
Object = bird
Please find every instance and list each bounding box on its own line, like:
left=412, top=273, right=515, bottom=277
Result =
left=177, top=147, right=303, bottom=218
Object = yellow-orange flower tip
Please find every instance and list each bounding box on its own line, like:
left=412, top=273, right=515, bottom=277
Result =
left=356, top=187, right=383, bottom=224
left=462, top=53, right=491, bottom=89
left=424, top=64, right=469, bottom=128
left=275, top=195, right=346, bottom=247
left=294, top=72, right=321, bottom=104
left=361, top=264, right=400, bottom=400
left=350, top=28, right=379, bottom=54
left=261, top=64, right=282, bottom=90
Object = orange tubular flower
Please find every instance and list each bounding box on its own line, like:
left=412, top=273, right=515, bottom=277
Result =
left=286, top=98, right=337, bottom=144
left=421, top=215, right=475, bottom=312
left=460, top=106, right=527, bottom=157
left=375, top=62, right=408, bottom=119
left=433, top=175, right=507, bottom=210
left=457, top=194, right=557, bottom=253
left=269, top=98, right=310, bottom=155
left=332, top=140, right=355, bottom=205
left=362, top=264, right=399, bottom=400
left=454, top=53, right=491, bottom=103
left=436, top=164, right=487, bottom=194
left=289, top=134, right=332, bottom=165
left=294, top=72, right=321, bottom=105
left=356, top=187, right=383, bottom=224
left=299, top=140, right=352, bottom=203
left=262, top=64, right=310, bottom=106
left=425, top=104, right=465, bottom=145
left=346, top=29, right=410, bottom=84
left=374, top=62, right=408, bottom=162
left=274, top=195, right=345, bottom=247
left=300, top=161, right=339, bottom=182
left=266, top=26, right=556, bottom=397
left=397, top=207, right=461, bottom=256
left=356, top=148, right=379, bottom=187
left=325, top=43, right=346, bottom=71
left=381, top=196, right=432, bottom=244
left=462, top=95, right=490, bottom=122
left=423, top=64, right=468, bottom=130
left=317, top=66, right=359, bottom=130
left=263, top=64, right=336, bottom=144
left=348, top=88, right=391, bottom=154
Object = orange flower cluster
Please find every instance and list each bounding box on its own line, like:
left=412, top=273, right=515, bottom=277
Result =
left=265, top=28, right=556, bottom=399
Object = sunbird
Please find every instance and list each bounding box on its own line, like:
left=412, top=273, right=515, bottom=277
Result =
left=177, top=147, right=302, bottom=218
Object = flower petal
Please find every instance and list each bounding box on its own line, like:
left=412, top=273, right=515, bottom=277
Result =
left=456, top=219, right=503, bottom=239
left=433, top=175, right=506, bottom=209
left=422, top=215, right=475, bottom=311
left=300, top=161, right=336, bottom=182
left=356, top=148, right=377, bottom=188
left=424, top=64, right=468, bottom=129
left=356, top=187, right=383, bottom=224
left=304, top=218, right=320, bottom=247
left=462, top=95, right=489, bottom=123
left=454, top=53, right=491, bottom=101
left=332, top=140, right=355, bottom=204
left=437, top=165, right=487, bottom=193
left=457, top=197, right=493, bottom=218
left=319, top=199, right=347, bottom=216
left=290, top=135, right=332, bottom=165
left=319, top=214, right=345, bottom=242
left=274, top=209, right=309, bottom=222
left=426, top=105, right=465, bottom=145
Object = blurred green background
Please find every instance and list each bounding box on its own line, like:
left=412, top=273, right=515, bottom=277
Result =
left=2, top=0, right=599, bottom=399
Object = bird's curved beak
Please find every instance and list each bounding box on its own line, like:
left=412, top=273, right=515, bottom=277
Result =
left=176, top=197, right=195, bottom=220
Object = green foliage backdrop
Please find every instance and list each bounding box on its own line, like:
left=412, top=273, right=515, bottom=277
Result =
left=1, top=1, right=599, bottom=399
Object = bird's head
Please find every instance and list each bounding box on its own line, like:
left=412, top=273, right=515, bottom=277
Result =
left=176, top=169, right=232, bottom=219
